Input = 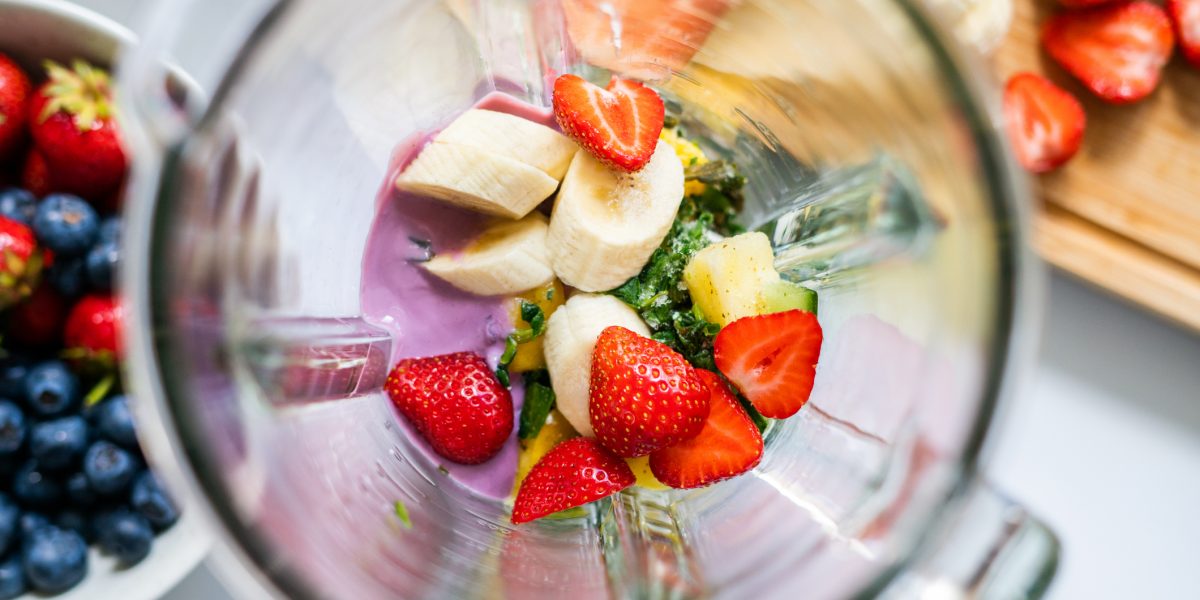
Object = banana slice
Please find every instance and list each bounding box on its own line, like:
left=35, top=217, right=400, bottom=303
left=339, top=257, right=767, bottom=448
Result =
left=422, top=212, right=554, bottom=296
left=542, top=294, right=649, bottom=437
left=547, top=141, right=685, bottom=292
left=396, top=142, right=558, bottom=219
left=437, top=109, right=579, bottom=180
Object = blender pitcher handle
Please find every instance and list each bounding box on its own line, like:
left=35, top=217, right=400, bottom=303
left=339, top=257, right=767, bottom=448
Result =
left=882, top=479, right=1059, bottom=599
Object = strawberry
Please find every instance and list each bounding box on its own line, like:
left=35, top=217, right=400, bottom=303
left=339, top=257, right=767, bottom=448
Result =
left=511, top=437, right=635, bottom=524
left=27, top=60, right=127, bottom=198
left=1042, top=2, right=1176, bottom=104
left=385, top=352, right=513, bottom=464
left=713, top=309, right=823, bottom=419
left=21, top=148, right=53, bottom=197
left=1003, top=73, right=1086, bottom=174
left=6, top=283, right=66, bottom=347
left=589, top=326, right=709, bottom=457
left=1168, top=0, right=1200, bottom=67
left=0, top=216, right=45, bottom=310
left=649, top=370, right=763, bottom=489
left=63, top=294, right=124, bottom=369
left=552, top=74, right=664, bottom=172
left=0, top=53, right=32, bottom=163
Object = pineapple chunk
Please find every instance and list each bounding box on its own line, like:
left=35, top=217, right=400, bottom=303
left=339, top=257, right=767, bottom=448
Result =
left=512, top=409, right=577, bottom=495
left=625, top=456, right=669, bottom=490
left=683, top=232, right=781, bottom=326
left=660, top=128, right=708, bottom=197
left=508, top=279, right=566, bottom=373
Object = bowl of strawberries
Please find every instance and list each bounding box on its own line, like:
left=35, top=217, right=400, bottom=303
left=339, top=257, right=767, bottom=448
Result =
left=0, top=0, right=207, bottom=598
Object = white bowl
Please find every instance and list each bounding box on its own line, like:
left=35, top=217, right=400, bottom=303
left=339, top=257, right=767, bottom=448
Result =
left=0, top=1, right=210, bottom=598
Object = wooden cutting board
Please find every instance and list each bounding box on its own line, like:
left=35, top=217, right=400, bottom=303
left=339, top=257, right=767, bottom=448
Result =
left=994, top=0, right=1200, bottom=332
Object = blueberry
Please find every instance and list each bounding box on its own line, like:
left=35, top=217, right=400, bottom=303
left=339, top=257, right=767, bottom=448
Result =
left=24, top=361, right=79, bottom=418
left=12, top=461, right=62, bottom=507
left=0, top=358, right=31, bottom=401
left=64, top=472, right=96, bottom=506
left=46, top=256, right=88, bottom=297
left=32, top=194, right=99, bottom=256
left=93, top=395, right=137, bottom=448
left=54, top=510, right=91, bottom=542
left=21, top=526, right=87, bottom=593
left=131, top=471, right=179, bottom=531
left=0, top=188, right=38, bottom=226
left=0, top=401, right=26, bottom=455
left=0, top=554, right=26, bottom=599
left=18, top=513, right=48, bottom=541
left=95, top=509, right=152, bottom=566
left=0, top=495, right=18, bottom=555
left=29, top=416, right=88, bottom=470
left=97, top=216, right=121, bottom=243
left=85, top=237, right=119, bottom=291
left=83, top=440, right=136, bottom=495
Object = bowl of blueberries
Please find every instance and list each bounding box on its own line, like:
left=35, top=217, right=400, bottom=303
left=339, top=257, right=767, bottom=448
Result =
left=0, top=1, right=209, bottom=598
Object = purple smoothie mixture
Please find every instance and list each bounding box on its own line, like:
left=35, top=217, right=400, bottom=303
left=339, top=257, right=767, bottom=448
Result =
left=360, top=93, right=559, bottom=500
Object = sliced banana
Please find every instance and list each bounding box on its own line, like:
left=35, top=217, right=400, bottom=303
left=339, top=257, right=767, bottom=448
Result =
left=542, top=294, right=649, bottom=438
left=422, top=212, right=554, bottom=296
left=437, top=109, right=578, bottom=180
left=396, top=142, right=558, bottom=219
left=547, top=141, right=684, bottom=292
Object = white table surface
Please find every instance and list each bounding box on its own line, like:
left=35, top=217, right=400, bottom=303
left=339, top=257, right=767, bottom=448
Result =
left=61, top=2, right=1200, bottom=598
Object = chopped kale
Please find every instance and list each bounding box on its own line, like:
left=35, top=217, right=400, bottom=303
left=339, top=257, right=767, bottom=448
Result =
left=518, top=369, right=556, bottom=440
left=495, top=300, right=547, bottom=387
left=685, top=160, right=746, bottom=236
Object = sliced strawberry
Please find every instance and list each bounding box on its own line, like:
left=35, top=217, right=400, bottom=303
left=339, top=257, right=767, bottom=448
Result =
left=713, top=309, right=823, bottom=419
left=552, top=74, right=664, bottom=172
left=649, top=370, right=763, bottom=489
left=1168, top=0, right=1200, bottom=67
left=511, top=437, right=635, bottom=524
left=1042, top=2, right=1176, bottom=104
left=385, top=352, right=513, bottom=464
left=28, top=60, right=128, bottom=199
left=1003, top=73, right=1086, bottom=174
left=0, top=53, right=32, bottom=163
left=589, top=326, right=709, bottom=457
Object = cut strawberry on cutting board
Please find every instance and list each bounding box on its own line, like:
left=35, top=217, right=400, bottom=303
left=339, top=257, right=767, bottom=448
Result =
left=1167, top=0, right=1200, bottom=67
left=1003, top=72, right=1086, bottom=173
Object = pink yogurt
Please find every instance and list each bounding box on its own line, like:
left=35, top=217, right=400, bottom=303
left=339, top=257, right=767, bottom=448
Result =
left=359, top=93, right=559, bottom=500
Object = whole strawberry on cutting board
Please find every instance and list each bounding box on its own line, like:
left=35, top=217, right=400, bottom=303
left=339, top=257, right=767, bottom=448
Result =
left=995, top=0, right=1200, bottom=333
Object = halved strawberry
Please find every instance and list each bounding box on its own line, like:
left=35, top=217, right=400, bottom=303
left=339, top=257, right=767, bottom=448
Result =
left=385, top=352, right=513, bottom=465
left=552, top=74, right=664, bottom=172
left=1003, top=73, right=1086, bottom=174
left=1042, top=2, right=1176, bottom=104
left=713, top=309, right=823, bottom=419
left=511, top=437, right=635, bottom=524
left=0, top=53, right=32, bottom=163
left=589, top=326, right=709, bottom=457
left=1168, top=0, right=1200, bottom=67
left=649, top=370, right=763, bottom=489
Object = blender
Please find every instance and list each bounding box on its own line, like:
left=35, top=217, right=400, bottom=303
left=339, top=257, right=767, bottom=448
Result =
left=117, top=0, right=1058, bottom=597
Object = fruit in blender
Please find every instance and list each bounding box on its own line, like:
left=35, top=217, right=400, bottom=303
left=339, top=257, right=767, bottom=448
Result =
left=1003, top=73, right=1086, bottom=174
left=683, top=231, right=814, bottom=326
left=552, top=75, right=665, bottom=172
left=1042, top=2, right=1175, bottom=104
left=511, top=437, right=635, bottom=524
left=589, top=326, right=709, bottom=457
left=714, top=310, right=823, bottom=419
left=542, top=293, right=650, bottom=438
left=421, top=212, right=554, bottom=296
left=546, top=141, right=684, bottom=291
left=649, top=370, right=763, bottom=488
left=508, top=279, right=566, bottom=373
left=512, top=409, right=578, bottom=494
left=385, top=352, right=514, bottom=464
left=28, top=60, right=128, bottom=198
left=396, top=109, right=577, bottom=219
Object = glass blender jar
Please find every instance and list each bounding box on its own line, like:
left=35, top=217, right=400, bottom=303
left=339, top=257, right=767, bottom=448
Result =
left=118, top=0, right=1057, bottom=597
